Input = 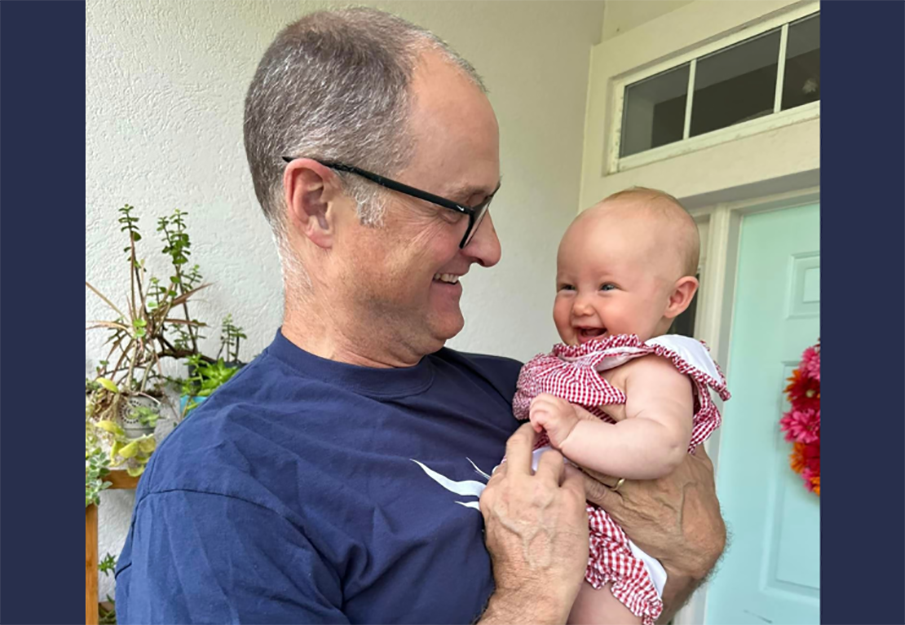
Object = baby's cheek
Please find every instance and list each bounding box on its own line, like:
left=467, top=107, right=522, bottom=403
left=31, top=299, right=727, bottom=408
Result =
left=552, top=296, right=568, bottom=320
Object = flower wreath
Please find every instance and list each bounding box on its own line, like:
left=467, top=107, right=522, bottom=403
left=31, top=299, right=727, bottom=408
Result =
left=779, top=340, right=820, bottom=496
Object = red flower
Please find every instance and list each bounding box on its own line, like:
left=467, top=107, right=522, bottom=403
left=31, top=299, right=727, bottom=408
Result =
left=784, top=369, right=820, bottom=412
left=789, top=441, right=819, bottom=473
left=803, top=441, right=820, bottom=473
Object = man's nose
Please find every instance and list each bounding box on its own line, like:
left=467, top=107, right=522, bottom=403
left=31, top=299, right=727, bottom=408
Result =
left=461, top=213, right=501, bottom=268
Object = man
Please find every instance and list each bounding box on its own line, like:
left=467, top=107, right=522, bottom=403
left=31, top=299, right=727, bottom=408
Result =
left=116, top=8, right=724, bottom=623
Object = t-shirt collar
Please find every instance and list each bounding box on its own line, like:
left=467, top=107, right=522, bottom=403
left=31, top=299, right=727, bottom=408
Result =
left=266, top=328, right=435, bottom=398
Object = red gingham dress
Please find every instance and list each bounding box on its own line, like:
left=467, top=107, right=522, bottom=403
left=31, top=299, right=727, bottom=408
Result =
left=512, top=334, right=730, bottom=625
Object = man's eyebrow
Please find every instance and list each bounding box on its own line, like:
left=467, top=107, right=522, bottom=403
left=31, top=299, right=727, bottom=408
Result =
left=447, top=178, right=503, bottom=202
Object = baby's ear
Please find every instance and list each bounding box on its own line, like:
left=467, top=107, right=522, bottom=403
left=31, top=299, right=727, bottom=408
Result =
left=664, top=275, right=699, bottom=319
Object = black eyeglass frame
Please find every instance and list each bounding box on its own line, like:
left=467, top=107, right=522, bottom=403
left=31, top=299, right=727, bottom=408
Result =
left=282, top=156, right=496, bottom=248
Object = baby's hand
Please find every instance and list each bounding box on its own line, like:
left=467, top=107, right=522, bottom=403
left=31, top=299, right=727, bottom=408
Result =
left=529, top=393, right=581, bottom=450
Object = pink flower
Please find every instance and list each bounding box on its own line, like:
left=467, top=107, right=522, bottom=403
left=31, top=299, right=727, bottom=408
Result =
left=781, top=340, right=820, bottom=497
left=801, top=468, right=817, bottom=492
left=780, top=408, right=820, bottom=444
left=800, top=344, right=820, bottom=381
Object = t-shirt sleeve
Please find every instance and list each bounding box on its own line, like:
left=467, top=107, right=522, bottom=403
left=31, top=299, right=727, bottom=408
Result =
left=115, top=489, right=349, bottom=624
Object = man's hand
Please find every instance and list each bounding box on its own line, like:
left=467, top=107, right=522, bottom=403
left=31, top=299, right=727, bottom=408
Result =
left=528, top=393, right=580, bottom=449
left=580, top=446, right=726, bottom=623
left=478, top=423, right=589, bottom=625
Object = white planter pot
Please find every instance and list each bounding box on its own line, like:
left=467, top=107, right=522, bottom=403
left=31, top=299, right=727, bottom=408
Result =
left=120, top=395, right=159, bottom=439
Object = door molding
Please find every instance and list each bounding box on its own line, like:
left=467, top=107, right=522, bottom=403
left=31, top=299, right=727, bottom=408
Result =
left=674, top=184, right=819, bottom=625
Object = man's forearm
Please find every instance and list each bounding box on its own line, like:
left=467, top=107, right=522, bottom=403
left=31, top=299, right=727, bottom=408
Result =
left=574, top=445, right=726, bottom=624
left=477, top=589, right=571, bottom=625
left=657, top=526, right=726, bottom=624
left=656, top=566, right=704, bottom=624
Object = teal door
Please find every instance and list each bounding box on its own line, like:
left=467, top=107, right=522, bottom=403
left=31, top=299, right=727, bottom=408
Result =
left=705, top=204, right=820, bottom=625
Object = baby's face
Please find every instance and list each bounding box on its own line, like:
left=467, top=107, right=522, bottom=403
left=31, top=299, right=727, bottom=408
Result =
left=553, top=208, right=679, bottom=345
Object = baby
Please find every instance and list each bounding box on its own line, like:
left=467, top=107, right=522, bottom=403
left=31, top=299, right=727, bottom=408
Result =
left=512, top=188, right=730, bottom=625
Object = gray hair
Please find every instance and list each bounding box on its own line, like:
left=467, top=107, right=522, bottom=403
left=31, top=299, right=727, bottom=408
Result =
left=243, top=7, right=486, bottom=240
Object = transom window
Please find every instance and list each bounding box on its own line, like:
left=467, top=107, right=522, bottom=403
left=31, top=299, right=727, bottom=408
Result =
left=612, top=8, right=819, bottom=171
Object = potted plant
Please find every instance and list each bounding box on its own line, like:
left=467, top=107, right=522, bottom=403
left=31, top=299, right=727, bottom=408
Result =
left=86, top=205, right=209, bottom=475
left=93, top=417, right=157, bottom=477
left=179, top=314, right=248, bottom=418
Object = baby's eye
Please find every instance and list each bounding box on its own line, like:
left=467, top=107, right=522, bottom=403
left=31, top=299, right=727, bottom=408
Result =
left=557, top=284, right=576, bottom=292
left=600, top=283, right=616, bottom=292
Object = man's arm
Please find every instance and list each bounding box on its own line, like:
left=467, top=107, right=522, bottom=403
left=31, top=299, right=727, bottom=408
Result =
left=580, top=445, right=726, bottom=624
left=477, top=424, right=590, bottom=624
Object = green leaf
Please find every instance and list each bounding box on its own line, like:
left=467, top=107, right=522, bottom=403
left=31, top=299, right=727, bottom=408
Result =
left=96, top=420, right=125, bottom=437
left=96, top=378, right=120, bottom=393
left=118, top=440, right=139, bottom=459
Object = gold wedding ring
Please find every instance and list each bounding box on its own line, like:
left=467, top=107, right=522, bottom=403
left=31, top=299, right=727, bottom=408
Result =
left=606, top=477, right=626, bottom=492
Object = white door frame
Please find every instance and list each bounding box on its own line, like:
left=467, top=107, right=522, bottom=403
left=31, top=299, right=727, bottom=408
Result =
left=673, top=185, right=820, bottom=625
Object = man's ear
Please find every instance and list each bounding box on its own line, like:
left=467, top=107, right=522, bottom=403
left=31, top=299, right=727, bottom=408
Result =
left=664, top=275, right=699, bottom=319
left=283, top=159, right=341, bottom=250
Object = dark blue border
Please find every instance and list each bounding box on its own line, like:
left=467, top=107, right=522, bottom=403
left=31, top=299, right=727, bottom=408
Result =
left=0, top=2, right=86, bottom=622
left=0, top=1, right=903, bottom=623
left=822, top=2, right=904, bottom=624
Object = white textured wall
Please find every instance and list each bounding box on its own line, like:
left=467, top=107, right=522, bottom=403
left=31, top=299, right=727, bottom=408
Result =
left=87, top=0, right=605, bottom=600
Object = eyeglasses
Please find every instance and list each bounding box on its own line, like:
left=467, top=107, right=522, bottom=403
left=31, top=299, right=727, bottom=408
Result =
left=281, top=157, right=497, bottom=248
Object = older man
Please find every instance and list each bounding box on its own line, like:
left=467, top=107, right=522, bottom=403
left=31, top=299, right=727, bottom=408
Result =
left=115, top=8, right=724, bottom=624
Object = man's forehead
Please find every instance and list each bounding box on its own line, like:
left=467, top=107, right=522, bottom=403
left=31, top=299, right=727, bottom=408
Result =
left=403, top=49, right=501, bottom=202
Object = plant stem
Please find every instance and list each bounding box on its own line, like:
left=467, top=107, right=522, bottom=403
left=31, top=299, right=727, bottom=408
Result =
left=160, top=221, right=198, bottom=354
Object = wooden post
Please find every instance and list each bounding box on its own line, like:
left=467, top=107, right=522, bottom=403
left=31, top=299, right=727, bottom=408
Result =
left=107, top=470, right=139, bottom=490
left=85, top=470, right=140, bottom=625
left=86, top=504, right=99, bottom=625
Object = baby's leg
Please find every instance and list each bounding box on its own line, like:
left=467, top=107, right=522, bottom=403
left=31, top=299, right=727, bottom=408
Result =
left=568, top=581, right=641, bottom=625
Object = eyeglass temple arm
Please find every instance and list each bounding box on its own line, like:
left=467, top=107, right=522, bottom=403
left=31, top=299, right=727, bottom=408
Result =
left=282, top=157, right=473, bottom=216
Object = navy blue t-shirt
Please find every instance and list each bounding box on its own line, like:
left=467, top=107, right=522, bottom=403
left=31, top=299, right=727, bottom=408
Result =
left=115, top=330, right=521, bottom=624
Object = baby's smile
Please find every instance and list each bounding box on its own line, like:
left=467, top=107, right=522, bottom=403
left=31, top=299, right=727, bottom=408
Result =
left=575, top=326, right=607, bottom=344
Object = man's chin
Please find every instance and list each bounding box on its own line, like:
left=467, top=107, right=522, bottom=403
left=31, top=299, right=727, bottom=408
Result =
left=429, top=312, right=465, bottom=346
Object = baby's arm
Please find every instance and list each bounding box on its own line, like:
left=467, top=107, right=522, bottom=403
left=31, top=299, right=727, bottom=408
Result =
left=528, top=355, right=694, bottom=479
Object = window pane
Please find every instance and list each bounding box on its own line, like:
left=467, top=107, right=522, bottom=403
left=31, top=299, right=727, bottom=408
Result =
left=690, top=28, right=781, bottom=137
left=782, top=14, right=820, bottom=110
left=621, top=64, right=689, bottom=158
